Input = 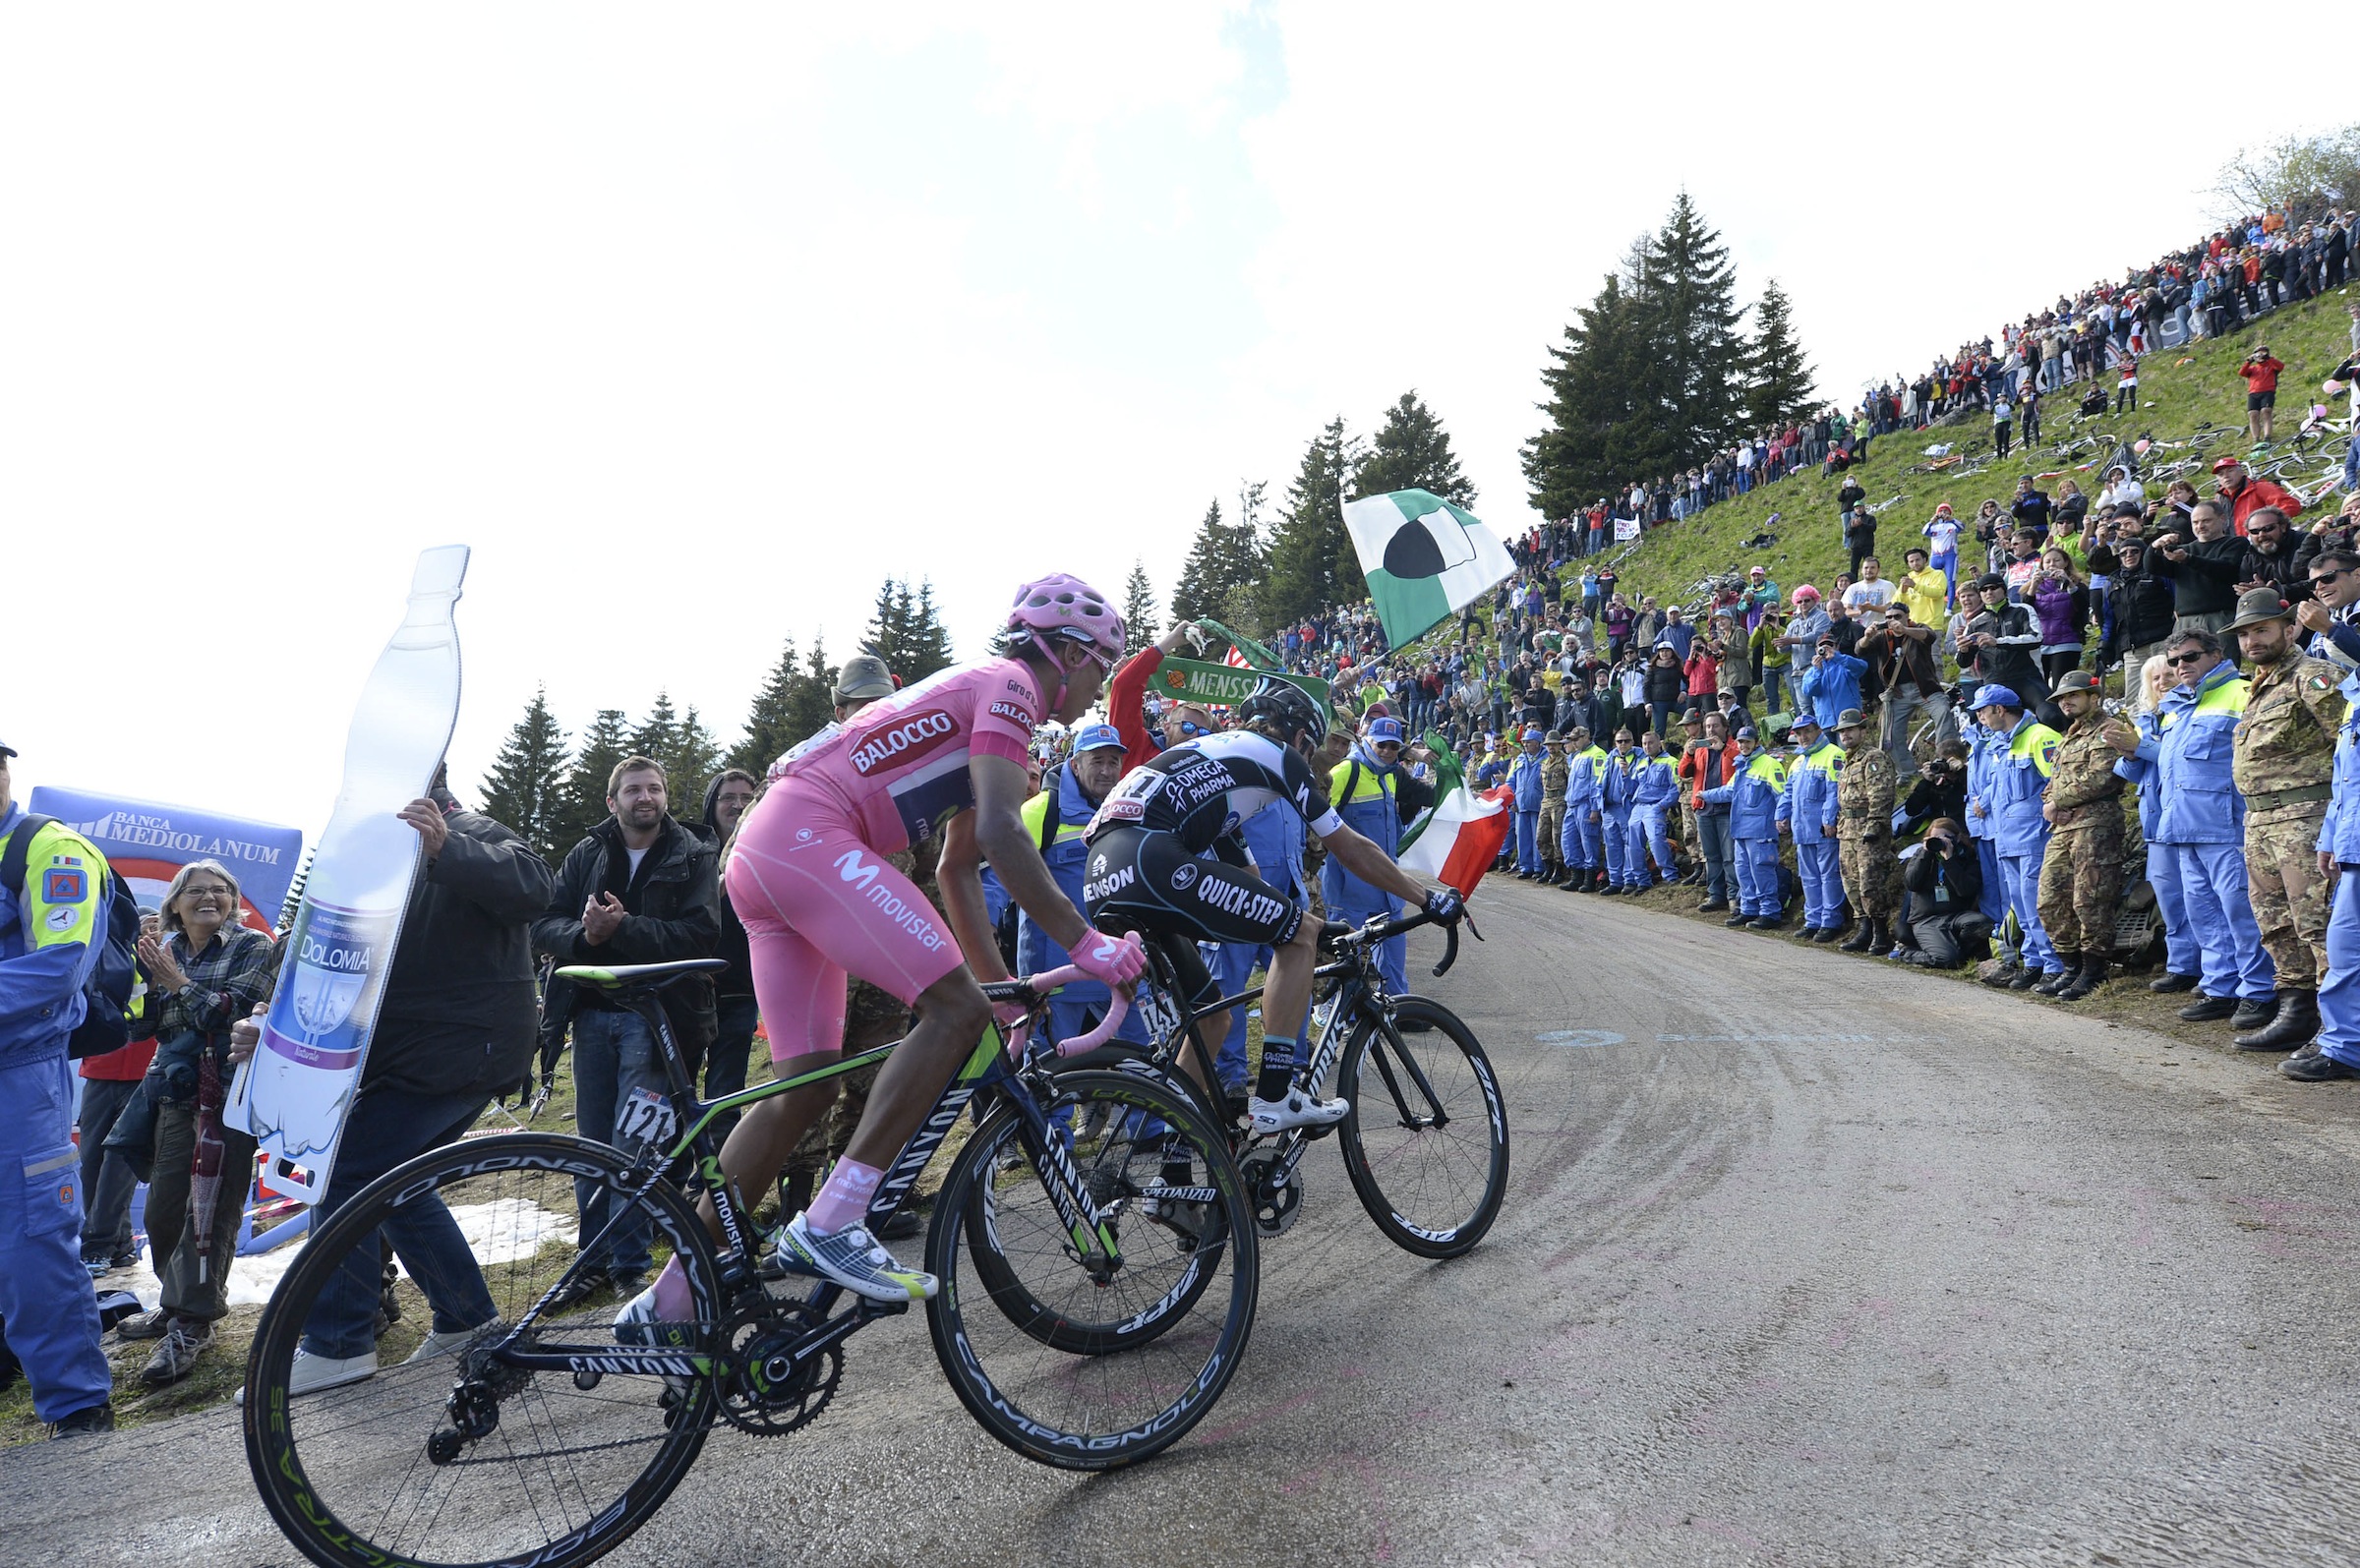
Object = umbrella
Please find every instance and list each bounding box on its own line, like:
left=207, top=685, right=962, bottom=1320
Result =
left=191, top=1051, right=228, bottom=1284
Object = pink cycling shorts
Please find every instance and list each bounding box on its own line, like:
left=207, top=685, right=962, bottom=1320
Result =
left=726, top=779, right=966, bottom=1063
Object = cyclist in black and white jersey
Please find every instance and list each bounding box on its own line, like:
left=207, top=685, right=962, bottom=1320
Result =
left=1082, top=675, right=1462, bottom=1132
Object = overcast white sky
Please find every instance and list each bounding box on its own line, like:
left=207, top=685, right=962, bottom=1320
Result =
left=4, top=3, right=2334, bottom=838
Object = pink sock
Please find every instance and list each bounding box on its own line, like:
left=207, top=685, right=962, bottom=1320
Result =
left=652, top=1255, right=692, bottom=1319
left=804, top=1157, right=886, bottom=1237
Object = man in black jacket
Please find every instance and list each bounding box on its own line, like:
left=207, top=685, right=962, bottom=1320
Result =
left=227, top=769, right=557, bottom=1394
left=534, top=756, right=719, bottom=1303
left=2096, top=537, right=2178, bottom=676
left=692, top=768, right=760, bottom=1135
left=2235, top=507, right=2319, bottom=604
left=2149, top=500, right=2243, bottom=635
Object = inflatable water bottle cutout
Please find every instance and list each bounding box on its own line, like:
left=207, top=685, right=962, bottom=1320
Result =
left=228, top=545, right=469, bottom=1202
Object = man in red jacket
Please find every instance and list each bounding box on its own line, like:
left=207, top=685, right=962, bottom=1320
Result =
left=2241, top=346, right=2286, bottom=444
left=1104, top=622, right=1218, bottom=762
left=2213, top=454, right=2304, bottom=537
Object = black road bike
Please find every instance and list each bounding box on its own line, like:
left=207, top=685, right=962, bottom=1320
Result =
left=1081, top=907, right=1510, bottom=1259
left=242, top=958, right=1259, bottom=1568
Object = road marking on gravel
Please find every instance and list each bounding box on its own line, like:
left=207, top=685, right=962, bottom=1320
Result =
left=1536, top=1029, right=1626, bottom=1047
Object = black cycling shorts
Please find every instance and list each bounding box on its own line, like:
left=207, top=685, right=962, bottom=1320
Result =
left=1081, top=826, right=1306, bottom=1012
left=2249, top=389, right=2276, bottom=410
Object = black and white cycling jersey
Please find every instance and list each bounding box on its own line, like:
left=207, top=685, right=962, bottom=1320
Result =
left=1084, top=730, right=1344, bottom=852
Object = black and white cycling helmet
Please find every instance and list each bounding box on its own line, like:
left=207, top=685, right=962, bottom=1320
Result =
left=1236, top=675, right=1328, bottom=750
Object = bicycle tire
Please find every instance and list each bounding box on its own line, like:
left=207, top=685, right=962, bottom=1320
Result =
left=1336, top=997, right=1509, bottom=1259
left=960, top=1067, right=1225, bottom=1356
left=244, top=1132, right=724, bottom=1568
left=927, top=1069, right=1258, bottom=1470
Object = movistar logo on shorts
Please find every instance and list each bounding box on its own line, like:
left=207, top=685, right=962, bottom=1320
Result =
left=835, top=848, right=945, bottom=952
left=849, top=710, right=957, bottom=776
left=835, top=850, right=880, bottom=889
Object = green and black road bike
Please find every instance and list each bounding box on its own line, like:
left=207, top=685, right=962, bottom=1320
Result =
left=242, top=956, right=1259, bottom=1568
left=1075, top=907, right=1509, bottom=1260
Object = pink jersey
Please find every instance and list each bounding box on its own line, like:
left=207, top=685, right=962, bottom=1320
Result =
left=773, top=657, right=1040, bottom=853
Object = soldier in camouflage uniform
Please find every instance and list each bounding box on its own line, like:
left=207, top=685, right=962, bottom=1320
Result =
left=1538, top=731, right=1570, bottom=886
left=2034, top=670, right=2133, bottom=1001
left=1832, top=708, right=1903, bottom=953
left=2227, top=588, right=2349, bottom=1052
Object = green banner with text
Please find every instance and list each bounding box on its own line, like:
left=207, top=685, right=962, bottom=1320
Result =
left=1150, top=657, right=1331, bottom=720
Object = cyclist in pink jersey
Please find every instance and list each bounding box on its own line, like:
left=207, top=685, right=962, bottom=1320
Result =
left=616, top=575, right=1146, bottom=1329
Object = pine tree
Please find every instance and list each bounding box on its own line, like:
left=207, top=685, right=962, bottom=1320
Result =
left=1520, top=272, right=1677, bottom=516
left=731, top=635, right=839, bottom=775
left=1742, top=277, right=1817, bottom=431
left=1355, top=391, right=1476, bottom=507
left=1121, top=559, right=1158, bottom=646
left=478, top=685, right=571, bottom=863
left=1634, top=191, right=1748, bottom=457
left=1265, top=417, right=1370, bottom=623
left=669, top=705, right=725, bottom=817
left=862, top=579, right=955, bottom=683
left=555, top=708, right=632, bottom=851
left=630, top=690, right=681, bottom=774
left=1171, top=499, right=1233, bottom=624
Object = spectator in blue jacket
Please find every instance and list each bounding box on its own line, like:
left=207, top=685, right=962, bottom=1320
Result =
left=1625, top=729, right=1682, bottom=888
left=2290, top=662, right=2360, bottom=1079
left=1795, top=635, right=1868, bottom=731
left=1598, top=729, right=1641, bottom=893
left=1780, top=714, right=1846, bottom=939
left=1971, top=687, right=2065, bottom=990
left=1509, top=727, right=1547, bottom=878
left=1702, top=726, right=1789, bottom=927
left=0, top=741, right=115, bottom=1437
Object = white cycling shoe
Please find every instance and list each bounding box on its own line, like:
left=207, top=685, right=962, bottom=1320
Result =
left=1247, top=1087, right=1349, bottom=1134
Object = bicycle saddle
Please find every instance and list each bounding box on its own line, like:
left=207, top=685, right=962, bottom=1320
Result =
left=554, top=958, right=731, bottom=989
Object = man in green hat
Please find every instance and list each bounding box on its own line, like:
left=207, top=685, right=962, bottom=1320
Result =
left=2226, top=586, right=2348, bottom=1052
left=2034, top=669, right=2135, bottom=1001
left=1538, top=730, right=1570, bottom=886
left=1833, top=708, right=1901, bottom=952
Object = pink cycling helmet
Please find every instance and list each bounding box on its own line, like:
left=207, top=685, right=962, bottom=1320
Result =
left=1792, top=584, right=1821, bottom=604
left=1006, top=573, right=1126, bottom=667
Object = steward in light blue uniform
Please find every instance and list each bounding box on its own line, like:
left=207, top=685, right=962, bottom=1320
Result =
left=1970, top=687, right=2063, bottom=986
left=2116, top=655, right=2272, bottom=1006
left=1625, top=731, right=1681, bottom=887
left=0, top=743, right=115, bottom=1436
left=2114, top=705, right=2202, bottom=988
left=1962, top=717, right=2008, bottom=925
left=1778, top=715, right=1845, bottom=937
left=1559, top=729, right=1608, bottom=891
left=1701, top=726, right=1789, bottom=924
left=1509, top=726, right=1547, bottom=876
left=1323, top=716, right=1426, bottom=995
left=1210, top=777, right=1310, bottom=1094
left=1019, top=725, right=1150, bottom=1050
left=1597, top=730, right=1640, bottom=893
left=2287, top=665, right=2360, bottom=1081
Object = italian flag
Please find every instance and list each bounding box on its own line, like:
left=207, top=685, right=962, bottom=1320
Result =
left=1398, top=735, right=1511, bottom=897
left=1341, top=489, right=1516, bottom=652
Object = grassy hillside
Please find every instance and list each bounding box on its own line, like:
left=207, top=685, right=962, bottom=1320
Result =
left=1589, top=288, right=2356, bottom=615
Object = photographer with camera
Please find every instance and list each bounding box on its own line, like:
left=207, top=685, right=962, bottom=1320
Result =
left=1901, top=818, right=1991, bottom=968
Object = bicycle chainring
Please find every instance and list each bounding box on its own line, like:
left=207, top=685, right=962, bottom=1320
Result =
left=716, top=1302, right=842, bottom=1437
left=1239, top=1145, right=1304, bottom=1237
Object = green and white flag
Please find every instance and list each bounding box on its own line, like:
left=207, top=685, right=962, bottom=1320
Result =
left=1341, top=489, right=1516, bottom=652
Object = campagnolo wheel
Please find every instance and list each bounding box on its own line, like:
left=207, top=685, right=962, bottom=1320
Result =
left=1337, top=997, right=1510, bottom=1258
left=927, top=1069, right=1258, bottom=1470
left=243, top=1132, right=724, bottom=1568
